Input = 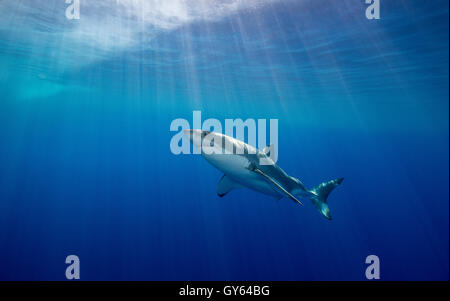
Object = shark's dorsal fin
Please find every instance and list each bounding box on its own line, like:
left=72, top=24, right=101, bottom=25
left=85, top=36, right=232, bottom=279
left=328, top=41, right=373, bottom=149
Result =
left=261, top=144, right=273, bottom=157
left=217, top=175, right=241, bottom=197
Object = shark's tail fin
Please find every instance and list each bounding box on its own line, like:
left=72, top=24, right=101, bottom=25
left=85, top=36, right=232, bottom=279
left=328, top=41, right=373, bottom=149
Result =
left=309, top=178, right=344, bottom=220
left=311, top=178, right=344, bottom=203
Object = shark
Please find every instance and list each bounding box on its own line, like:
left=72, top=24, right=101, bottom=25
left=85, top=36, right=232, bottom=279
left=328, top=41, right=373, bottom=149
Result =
left=184, top=129, right=343, bottom=220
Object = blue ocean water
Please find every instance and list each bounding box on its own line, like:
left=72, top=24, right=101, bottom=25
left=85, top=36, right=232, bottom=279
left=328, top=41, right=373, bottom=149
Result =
left=0, top=0, right=448, bottom=280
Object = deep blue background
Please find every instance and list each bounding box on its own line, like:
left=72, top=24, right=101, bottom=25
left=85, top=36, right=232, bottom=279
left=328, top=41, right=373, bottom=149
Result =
left=0, top=0, right=448, bottom=280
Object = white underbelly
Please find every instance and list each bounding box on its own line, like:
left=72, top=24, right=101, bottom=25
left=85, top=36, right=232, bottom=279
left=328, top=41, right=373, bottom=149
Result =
left=203, top=154, right=280, bottom=197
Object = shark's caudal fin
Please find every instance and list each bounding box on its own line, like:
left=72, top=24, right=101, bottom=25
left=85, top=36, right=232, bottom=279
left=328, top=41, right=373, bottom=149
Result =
left=311, top=178, right=344, bottom=203
left=309, top=178, right=344, bottom=220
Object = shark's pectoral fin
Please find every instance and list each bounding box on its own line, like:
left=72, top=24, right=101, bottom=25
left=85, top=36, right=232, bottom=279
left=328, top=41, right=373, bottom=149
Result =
left=247, top=163, right=304, bottom=206
left=217, top=175, right=241, bottom=197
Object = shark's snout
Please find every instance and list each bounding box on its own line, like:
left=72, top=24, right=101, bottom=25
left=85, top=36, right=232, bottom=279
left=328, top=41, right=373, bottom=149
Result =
left=184, top=129, right=206, bottom=148
left=184, top=129, right=198, bottom=140
left=184, top=129, right=210, bottom=141
left=183, top=129, right=193, bottom=140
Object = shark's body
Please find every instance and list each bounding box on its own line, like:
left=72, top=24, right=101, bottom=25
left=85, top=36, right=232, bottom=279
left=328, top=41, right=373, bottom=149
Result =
left=185, top=130, right=343, bottom=220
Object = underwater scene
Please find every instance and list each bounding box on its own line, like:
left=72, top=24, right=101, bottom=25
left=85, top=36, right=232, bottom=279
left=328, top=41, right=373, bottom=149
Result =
left=0, top=0, right=448, bottom=280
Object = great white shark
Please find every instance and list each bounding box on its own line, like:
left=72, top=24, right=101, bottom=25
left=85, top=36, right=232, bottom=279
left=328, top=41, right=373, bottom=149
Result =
left=184, top=129, right=343, bottom=220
